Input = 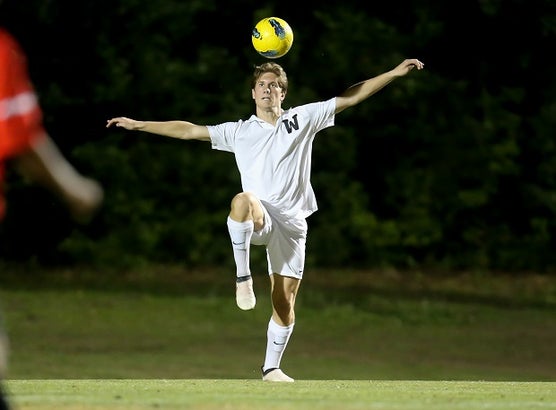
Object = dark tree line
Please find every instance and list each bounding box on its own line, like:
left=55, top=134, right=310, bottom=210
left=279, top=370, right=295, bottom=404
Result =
left=1, top=0, right=555, bottom=272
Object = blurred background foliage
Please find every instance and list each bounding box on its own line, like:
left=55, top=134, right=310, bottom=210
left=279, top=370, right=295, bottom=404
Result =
left=0, top=0, right=555, bottom=272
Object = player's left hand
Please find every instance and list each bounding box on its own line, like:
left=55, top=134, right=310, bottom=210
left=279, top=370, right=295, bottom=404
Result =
left=394, top=58, right=425, bottom=76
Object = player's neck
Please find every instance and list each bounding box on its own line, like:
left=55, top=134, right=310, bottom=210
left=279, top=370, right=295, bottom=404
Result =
left=256, top=106, right=283, bottom=126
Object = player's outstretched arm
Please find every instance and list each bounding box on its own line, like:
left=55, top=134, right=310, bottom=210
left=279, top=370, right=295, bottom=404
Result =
left=335, top=58, right=424, bottom=114
left=106, top=117, right=211, bottom=141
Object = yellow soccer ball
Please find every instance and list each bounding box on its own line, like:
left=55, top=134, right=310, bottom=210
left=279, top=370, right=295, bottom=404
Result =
left=251, top=17, right=294, bottom=59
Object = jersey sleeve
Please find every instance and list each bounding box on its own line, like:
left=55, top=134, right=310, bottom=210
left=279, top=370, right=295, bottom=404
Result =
left=305, top=97, right=336, bottom=136
left=207, top=120, right=245, bottom=153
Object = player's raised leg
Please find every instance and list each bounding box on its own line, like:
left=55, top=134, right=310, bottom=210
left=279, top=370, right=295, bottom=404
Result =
left=227, top=192, right=264, bottom=310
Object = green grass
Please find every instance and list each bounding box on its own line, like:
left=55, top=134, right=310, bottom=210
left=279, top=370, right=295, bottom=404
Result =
left=1, top=265, right=555, bottom=408
left=6, top=379, right=556, bottom=409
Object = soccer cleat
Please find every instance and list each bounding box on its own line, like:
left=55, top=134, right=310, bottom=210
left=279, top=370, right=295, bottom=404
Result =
left=236, top=275, right=256, bottom=310
left=262, top=367, right=294, bottom=382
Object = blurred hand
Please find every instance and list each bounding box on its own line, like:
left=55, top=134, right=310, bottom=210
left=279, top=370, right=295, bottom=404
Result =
left=64, top=176, right=104, bottom=224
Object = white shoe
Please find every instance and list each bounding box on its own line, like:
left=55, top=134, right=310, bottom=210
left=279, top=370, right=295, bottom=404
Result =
left=262, top=368, right=294, bottom=382
left=236, top=276, right=256, bottom=310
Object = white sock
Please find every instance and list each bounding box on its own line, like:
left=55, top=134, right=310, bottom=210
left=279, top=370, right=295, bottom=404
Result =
left=226, top=217, right=254, bottom=278
left=262, top=318, right=294, bottom=372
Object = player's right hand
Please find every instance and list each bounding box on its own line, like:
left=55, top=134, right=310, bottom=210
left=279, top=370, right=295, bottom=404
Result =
left=106, top=117, right=140, bottom=130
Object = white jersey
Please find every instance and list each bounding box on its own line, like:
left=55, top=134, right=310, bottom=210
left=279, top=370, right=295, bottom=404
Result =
left=208, top=98, right=336, bottom=219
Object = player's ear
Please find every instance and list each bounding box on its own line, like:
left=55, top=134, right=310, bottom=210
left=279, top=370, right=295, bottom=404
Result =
left=252, top=89, right=256, bottom=100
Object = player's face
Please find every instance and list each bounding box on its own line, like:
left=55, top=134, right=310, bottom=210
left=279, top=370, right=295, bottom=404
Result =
left=252, top=72, right=285, bottom=109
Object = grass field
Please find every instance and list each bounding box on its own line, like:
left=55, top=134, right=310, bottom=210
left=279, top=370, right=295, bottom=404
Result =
left=1, top=265, right=555, bottom=408
left=4, top=379, right=556, bottom=410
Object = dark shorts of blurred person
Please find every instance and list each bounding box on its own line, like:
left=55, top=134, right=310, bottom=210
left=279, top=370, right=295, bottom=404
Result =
left=0, top=311, right=9, bottom=410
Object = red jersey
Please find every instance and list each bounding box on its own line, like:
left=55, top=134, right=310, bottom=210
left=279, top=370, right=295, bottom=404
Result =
left=0, top=28, right=46, bottom=219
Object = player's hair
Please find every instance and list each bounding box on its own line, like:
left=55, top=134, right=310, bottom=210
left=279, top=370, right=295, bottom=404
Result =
left=252, top=62, right=288, bottom=92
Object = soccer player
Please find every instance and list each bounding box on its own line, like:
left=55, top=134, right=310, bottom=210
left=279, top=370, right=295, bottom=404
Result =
left=0, top=26, right=104, bottom=408
left=107, top=58, right=424, bottom=382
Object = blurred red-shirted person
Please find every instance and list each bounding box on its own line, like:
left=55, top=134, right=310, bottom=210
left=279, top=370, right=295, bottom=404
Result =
left=0, top=27, right=103, bottom=409
left=0, top=28, right=103, bottom=222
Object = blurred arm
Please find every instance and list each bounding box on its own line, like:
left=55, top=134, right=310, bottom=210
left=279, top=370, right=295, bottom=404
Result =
left=14, top=134, right=103, bottom=223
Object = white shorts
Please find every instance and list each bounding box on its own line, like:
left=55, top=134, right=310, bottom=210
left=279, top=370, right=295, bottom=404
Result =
left=251, top=200, right=307, bottom=280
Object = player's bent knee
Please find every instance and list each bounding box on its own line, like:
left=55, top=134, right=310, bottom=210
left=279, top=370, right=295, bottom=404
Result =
left=230, top=193, right=252, bottom=220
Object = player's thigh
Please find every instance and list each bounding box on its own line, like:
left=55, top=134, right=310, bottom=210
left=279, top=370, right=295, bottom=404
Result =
left=271, top=274, right=301, bottom=302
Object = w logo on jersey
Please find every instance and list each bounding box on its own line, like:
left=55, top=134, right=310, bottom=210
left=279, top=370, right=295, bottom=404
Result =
left=282, top=114, right=299, bottom=133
